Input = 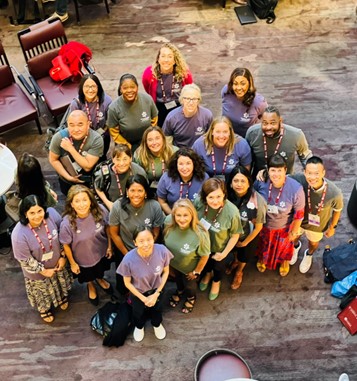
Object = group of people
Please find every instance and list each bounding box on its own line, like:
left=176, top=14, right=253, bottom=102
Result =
left=9, top=42, right=343, bottom=344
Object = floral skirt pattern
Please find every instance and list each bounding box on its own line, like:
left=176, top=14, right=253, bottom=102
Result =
left=24, top=267, right=73, bottom=313
left=257, top=226, right=293, bottom=270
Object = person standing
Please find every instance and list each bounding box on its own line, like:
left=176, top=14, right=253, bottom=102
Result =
left=290, top=156, right=343, bottom=273
left=222, top=67, right=267, bottom=137
left=117, top=227, right=173, bottom=342
left=246, top=106, right=312, bottom=180
left=142, top=43, right=193, bottom=127
left=162, top=84, right=213, bottom=148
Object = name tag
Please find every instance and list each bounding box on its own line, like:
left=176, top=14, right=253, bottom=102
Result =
left=150, top=180, right=159, bottom=189
left=267, top=205, right=279, bottom=214
left=42, top=251, right=54, bottom=262
left=308, top=213, right=320, bottom=226
left=165, top=100, right=177, bottom=110
left=200, top=218, right=211, bottom=231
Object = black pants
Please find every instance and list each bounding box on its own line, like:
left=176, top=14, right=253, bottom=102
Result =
left=130, top=291, right=163, bottom=329
left=112, top=247, right=128, bottom=296
left=171, top=267, right=197, bottom=298
left=201, top=253, right=226, bottom=282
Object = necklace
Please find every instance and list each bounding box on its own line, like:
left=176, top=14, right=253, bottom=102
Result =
left=137, top=251, right=152, bottom=266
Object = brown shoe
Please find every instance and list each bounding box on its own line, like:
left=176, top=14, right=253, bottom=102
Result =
left=231, top=271, right=243, bottom=290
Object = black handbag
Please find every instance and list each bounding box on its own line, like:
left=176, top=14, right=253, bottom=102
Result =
left=340, top=285, right=357, bottom=310
left=250, top=0, right=278, bottom=24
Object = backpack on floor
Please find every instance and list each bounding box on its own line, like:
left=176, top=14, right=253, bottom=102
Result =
left=323, top=240, right=357, bottom=283
left=250, top=0, right=278, bottom=24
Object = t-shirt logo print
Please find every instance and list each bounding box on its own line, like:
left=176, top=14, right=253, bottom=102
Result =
left=280, top=151, right=286, bottom=157
left=241, top=211, right=248, bottom=218
left=183, top=243, right=190, bottom=250
left=279, top=201, right=286, bottom=208
left=144, top=218, right=151, bottom=226
left=214, top=222, right=221, bottom=229
left=142, top=112, right=148, bottom=118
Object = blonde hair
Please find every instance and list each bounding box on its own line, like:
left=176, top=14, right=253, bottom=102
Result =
left=135, top=126, right=175, bottom=171
left=152, top=43, right=189, bottom=82
left=179, top=83, right=202, bottom=105
left=164, top=198, right=206, bottom=246
left=203, top=116, right=238, bottom=156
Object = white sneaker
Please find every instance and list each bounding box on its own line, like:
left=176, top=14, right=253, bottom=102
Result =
left=133, top=327, right=144, bottom=342
left=153, top=324, right=166, bottom=340
left=48, top=11, right=69, bottom=22
left=299, top=249, right=313, bottom=273
left=339, top=374, right=349, bottom=381
left=290, top=240, right=301, bottom=265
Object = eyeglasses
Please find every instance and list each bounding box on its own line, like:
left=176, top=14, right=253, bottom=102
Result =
left=182, top=97, right=200, bottom=103
left=83, top=85, right=98, bottom=90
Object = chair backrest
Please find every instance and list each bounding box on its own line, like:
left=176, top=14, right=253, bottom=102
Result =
left=0, top=41, right=16, bottom=89
left=17, top=19, right=68, bottom=62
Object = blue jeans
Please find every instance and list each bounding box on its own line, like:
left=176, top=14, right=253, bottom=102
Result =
left=56, top=0, right=68, bottom=15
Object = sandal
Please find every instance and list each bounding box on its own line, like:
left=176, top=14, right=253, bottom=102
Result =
left=182, top=296, right=196, bottom=314
left=58, top=298, right=69, bottom=311
left=231, top=271, right=243, bottom=290
left=169, top=290, right=183, bottom=308
left=279, top=261, right=290, bottom=277
left=225, top=260, right=239, bottom=275
left=256, top=261, right=266, bottom=273
left=40, top=310, right=54, bottom=323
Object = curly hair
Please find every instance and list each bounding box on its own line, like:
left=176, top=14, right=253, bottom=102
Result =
left=62, top=185, right=103, bottom=231
left=164, top=198, right=206, bottom=246
left=134, top=126, right=175, bottom=171
left=226, top=67, right=256, bottom=107
left=78, top=74, right=105, bottom=104
left=203, top=116, right=240, bottom=156
left=167, top=147, right=207, bottom=182
left=152, top=43, right=189, bottom=82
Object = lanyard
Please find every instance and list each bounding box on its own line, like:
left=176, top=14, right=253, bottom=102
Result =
left=268, top=180, right=285, bottom=205
left=29, top=220, right=52, bottom=253
left=151, top=160, right=165, bottom=181
left=113, top=166, right=132, bottom=197
left=159, top=76, right=175, bottom=102
left=85, top=101, right=100, bottom=129
left=204, top=205, right=223, bottom=224
left=308, top=182, right=327, bottom=215
left=179, top=181, right=192, bottom=199
left=211, top=148, right=228, bottom=176
left=69, top=134, right=88, bottom=154
left=263, top=126, right=284, bottom=167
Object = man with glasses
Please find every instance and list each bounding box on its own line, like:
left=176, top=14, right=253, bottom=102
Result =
left=162, top=84, right=213, bottom=148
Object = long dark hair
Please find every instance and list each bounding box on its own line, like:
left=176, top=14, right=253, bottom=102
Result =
left=167, top=148, right=206, bottom=181
left=78, top=74, right=105, bottom=104
left=121, top=174, right=154, bottom=212
left=19, top=195, right=48, bottom=225
left=226, top=165, right=253, bottom=209
left=17, top=153, right=47, bottom=204
left=226, top=67, right=256, bottom=107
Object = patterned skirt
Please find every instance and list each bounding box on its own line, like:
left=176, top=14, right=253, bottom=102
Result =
left=24, top=267, right=73, bottom=313
left=257, top=226, right=294, bottom=270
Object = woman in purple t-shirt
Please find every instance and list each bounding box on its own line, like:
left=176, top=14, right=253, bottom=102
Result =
left=117, top=227, right=173, bottom=342
left=11, top=195, right=73, bottom=323
left=221, top=67, right=268, bottom=137
left=60, top=185, right=113, bottom=306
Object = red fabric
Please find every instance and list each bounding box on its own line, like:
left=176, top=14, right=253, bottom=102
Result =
left=49, top=55, right=72, bottom=81
left=257, top=226, right=294, bottom=270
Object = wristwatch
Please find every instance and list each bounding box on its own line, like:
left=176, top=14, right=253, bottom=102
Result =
left=193, top=271, right=200, bottom=276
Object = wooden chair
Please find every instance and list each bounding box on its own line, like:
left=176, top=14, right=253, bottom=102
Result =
left=17, top=18, right=79, bottom=126
left=0, top=41, right=42, bottom=135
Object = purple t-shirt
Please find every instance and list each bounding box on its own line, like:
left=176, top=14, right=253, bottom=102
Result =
left=192, top=135, right=252, bottom=177
left=157, top=172, right=210, bottom=208
left=162, top=106, right=213, bottom=148
left=69, top=94, right=112, bottom=131
left=221, top=84, right=267, bottom=137
left=12, top=208, right=62, bottom=281
left=254, top=177, right=305, bottom=229
left=60, top=205, right=109, bottom=267
left=117, top=244, right=173, bottom=293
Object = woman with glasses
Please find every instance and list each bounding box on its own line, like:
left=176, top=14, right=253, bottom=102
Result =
left=221, top=67, right=268, bottom=137
left=162, top=84, right=213, bottom=148
left=192, top=116, right=251, bottom=179
left=67, top=74, right=112, bottom=159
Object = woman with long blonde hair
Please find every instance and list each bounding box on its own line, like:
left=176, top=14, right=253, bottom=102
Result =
left=133, top=126, right=178, bottom=188
left=142, top=42, right=193, bottom=127
left=192, top=116, right=251, bottom=179
left=164, top=199, right=210, bottom=314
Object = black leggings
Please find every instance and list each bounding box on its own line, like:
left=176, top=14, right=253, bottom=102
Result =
left=130, top=292, right=163, bottom=329
left=201, top=253, right=226, bottom=282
